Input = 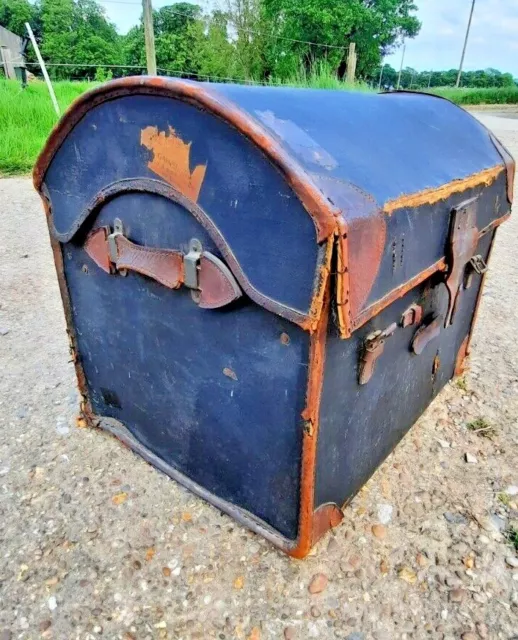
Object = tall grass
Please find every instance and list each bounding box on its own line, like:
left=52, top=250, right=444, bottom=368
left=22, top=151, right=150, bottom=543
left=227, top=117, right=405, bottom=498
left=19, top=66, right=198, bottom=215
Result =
left=0, top=80, right=94, bottom=175
left=274, top=62, right=372, bottom=91
left=430, top=86, right=518, bottom=105
left=1, top=76, right=518, bottom=176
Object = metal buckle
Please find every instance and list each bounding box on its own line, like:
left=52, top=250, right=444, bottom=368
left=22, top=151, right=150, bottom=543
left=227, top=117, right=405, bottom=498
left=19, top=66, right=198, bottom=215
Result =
left=183, top=238, right=202, bottom=291
left=107, top=218, right=128, bottom=276
left=469, top=254, right=488, bottom=275
left=107, top=218, right=124, bottom=264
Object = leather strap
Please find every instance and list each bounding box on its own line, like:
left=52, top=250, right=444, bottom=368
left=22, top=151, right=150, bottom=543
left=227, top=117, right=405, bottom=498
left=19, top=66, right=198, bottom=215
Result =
left=115, top=235, right=183, bottom=289
left=84, top=226, right=241, bottom=309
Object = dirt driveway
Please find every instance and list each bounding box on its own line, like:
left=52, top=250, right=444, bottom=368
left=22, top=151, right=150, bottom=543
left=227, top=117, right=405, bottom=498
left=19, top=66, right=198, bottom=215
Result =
left=0, top=114, right=517, bottom=640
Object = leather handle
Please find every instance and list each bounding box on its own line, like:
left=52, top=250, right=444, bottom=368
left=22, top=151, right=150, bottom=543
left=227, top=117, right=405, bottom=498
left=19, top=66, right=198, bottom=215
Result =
left=115, top=234, right=184, bottom=289
left=84, top=226, right=241, bottom=309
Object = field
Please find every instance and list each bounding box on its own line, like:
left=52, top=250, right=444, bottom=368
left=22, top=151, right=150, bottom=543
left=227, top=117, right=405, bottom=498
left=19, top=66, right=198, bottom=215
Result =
left=0, top=80, right=94, bottom=175
left=1, top=77, right=518, bottom=176
left=431, top=85, right=518, bottom=105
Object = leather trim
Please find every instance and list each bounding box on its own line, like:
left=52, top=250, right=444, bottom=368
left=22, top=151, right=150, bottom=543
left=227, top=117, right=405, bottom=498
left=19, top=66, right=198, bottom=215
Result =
left=53, top=178, right=315, bottom=328
left=33, top=76, right=340, bottom=243
left=349, top=211, right=510, bottom=334
left=198, top=253, right=242, bottom=309
left=489, top=132, right=515, bottom=204
left=84, top=226, right=111, bottom=273
left=289, top=281, right=331, bottom=558
left=312, top=503, right=344, bottom=546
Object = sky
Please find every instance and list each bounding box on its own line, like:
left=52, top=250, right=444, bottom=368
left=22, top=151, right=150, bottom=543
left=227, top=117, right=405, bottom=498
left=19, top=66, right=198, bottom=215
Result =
left=384, top=0, right=518, bottom=76
left=99, top=0, right=518, bottom=76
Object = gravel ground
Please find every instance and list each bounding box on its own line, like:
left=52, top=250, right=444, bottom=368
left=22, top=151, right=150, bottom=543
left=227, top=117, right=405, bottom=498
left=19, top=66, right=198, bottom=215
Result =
left=1, top=115, right=517, bottom=640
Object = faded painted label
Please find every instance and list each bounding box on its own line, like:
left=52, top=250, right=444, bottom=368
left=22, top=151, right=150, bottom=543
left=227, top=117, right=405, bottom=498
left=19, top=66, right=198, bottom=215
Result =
left=140, top=126, right=207, bottom=202
left=256, top=110, right=338, bottom=171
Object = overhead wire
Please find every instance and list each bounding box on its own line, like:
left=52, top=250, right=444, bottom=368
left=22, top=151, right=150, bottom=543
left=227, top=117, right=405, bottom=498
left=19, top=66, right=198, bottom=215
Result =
left=97, top=0, right=349, bottom=51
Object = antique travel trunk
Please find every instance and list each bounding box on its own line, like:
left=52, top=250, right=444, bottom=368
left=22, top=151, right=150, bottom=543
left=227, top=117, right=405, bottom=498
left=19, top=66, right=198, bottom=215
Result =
left=34, top=77, right=514, bottom=558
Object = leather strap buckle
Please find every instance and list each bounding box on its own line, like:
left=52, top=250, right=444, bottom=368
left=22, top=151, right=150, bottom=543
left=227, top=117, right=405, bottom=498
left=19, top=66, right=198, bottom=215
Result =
left=84, top=222, right=242, bottom=309
left=183, top=238, right=202, bottom=290
left=107, top=218, right=127, bottom=276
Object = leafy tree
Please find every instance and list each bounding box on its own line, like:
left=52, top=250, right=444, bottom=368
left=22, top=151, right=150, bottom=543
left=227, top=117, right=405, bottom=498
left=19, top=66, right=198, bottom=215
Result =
left=123, top=3, right=202, bottom=76
left=261, top=0, right=420, bottom=80
left=0, top=0, right=36, bottom=36
left=37, top=0, right=122, bottom=79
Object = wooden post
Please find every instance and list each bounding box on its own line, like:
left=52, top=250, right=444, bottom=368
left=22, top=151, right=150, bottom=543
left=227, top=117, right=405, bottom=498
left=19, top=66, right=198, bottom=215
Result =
left=1, top=47, right=16, bottom=79
left=378, top=63, right=385, bottom=91
left=346, top=42, right=357, bottom=84
left=25, top=22, right=60, bottom=116
left=456, top=0, right=476, bottom=87
left=142, top=0, right=157, bottom=75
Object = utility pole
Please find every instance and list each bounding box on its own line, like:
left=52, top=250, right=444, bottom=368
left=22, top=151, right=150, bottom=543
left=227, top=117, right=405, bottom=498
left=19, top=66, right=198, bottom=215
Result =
left=142, top=0, right=157, bottom=75
left=396, top=42, right=406, bottom=90
left=456, top=0, right=476, bottom=87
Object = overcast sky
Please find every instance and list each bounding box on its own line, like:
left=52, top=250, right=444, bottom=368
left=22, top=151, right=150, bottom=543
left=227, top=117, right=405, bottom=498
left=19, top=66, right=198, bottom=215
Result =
left=384, top=0, right=518, bottom=76
left=100, top=0, right=518, bottom=76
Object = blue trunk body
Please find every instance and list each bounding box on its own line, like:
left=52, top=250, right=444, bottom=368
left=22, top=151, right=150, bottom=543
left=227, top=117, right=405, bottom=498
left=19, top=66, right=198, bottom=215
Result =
left=35, top=78, right=512, bottom=556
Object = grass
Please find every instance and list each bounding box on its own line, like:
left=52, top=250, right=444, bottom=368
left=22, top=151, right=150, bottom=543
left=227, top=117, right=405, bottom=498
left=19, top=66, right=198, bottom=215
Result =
left=0, top=71, right=368, bottom=175
left=430, top=86, right=518, bottom=105
left=0, top=79, right=95, bottom=175
left=1, top=75, right=518, bottom=176
left=466, top=417, right=497, bottom=439
left=455, top=377, right=468, bottom=392
left=498, top=492, right=512, bottom=507
left=506, top=526, right=518, bottom=553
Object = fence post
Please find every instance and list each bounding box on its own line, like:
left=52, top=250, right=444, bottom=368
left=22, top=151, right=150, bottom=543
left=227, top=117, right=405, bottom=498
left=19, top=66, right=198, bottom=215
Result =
left=142, top=0, right=157, bottom=75
left=25, top=22, right=60, bottom=116
left=346, top=42, right=357, bottom=84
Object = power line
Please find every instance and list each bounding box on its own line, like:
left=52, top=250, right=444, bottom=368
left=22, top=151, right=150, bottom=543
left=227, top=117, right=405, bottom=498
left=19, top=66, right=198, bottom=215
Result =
left=98, top=0, right=349, bottom=51
left=25, top=62, right=149, bottom=69
left=23, top=60, right=278, bottom=85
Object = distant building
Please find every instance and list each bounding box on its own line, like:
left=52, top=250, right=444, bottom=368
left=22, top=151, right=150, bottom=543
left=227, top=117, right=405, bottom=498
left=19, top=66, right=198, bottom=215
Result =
left=0, top=25, right=27, bottom=80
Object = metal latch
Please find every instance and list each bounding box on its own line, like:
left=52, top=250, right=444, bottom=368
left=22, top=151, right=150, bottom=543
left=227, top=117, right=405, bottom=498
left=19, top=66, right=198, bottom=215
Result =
left=107, top=218, right=124, bottom=263
left=107, top=218, right=127, bottom=276
left=183, top=238, right=202, bottom=289
left=469, top=254, right=488, bottom=275
left=400, top=303, right=423, bottom=328
left=359, top=322, right=397, bottom=385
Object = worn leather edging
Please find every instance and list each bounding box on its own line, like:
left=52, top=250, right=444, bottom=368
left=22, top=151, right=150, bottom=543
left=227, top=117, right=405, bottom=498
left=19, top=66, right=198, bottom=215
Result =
left=380, top=90, right=515, bottom=207
left=46, top=177, right=341, bottom=556
left=349, top=212, right=510, bottom=333
left=97, top=416, right=301, bottom=551
left=33, top=76, right=340, bottom=243
left=48, top=176, right=323, bottom=329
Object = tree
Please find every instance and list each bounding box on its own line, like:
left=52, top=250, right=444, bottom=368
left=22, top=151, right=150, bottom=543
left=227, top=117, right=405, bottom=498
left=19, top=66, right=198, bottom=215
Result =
left=123, top=3, right=202, bottom=76
left=261, top=0, right=420, bottom=80
left=37, top=0, right=122, bottom=79
left=0, top=0, right=36, bottom=36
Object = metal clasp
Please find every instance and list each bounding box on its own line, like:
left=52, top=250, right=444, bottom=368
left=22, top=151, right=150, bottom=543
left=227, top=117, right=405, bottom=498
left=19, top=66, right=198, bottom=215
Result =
left=359, top=322, right=397, bottom=385
left=183, top=238, right=202, bottom=302
left=469, top=254, right=488, bottom=275
left=107, top=218, right=127, bottom=276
